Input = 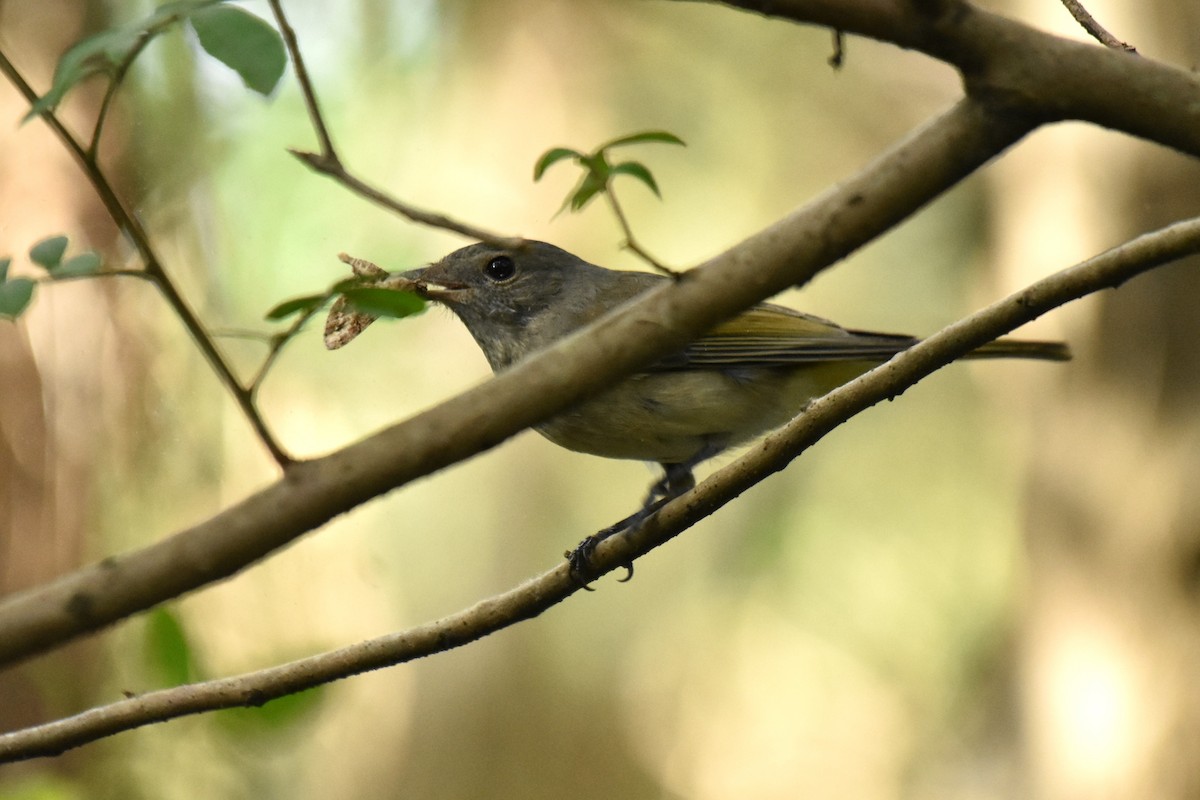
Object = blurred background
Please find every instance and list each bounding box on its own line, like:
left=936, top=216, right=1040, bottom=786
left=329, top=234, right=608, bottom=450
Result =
left=1, top=1, right=1198, bottom=798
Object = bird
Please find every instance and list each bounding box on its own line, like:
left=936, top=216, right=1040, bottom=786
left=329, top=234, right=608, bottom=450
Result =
left=326, top=240, right=1069, bottom=578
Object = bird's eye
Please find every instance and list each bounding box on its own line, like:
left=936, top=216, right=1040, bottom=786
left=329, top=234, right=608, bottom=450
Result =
left=484, top=255, right=515, bottom=282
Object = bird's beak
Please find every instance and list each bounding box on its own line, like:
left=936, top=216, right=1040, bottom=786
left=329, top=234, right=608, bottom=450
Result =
left=396, top=266, right=465, bottom=302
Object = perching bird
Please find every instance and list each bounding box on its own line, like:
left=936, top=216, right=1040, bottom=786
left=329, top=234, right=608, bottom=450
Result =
left=326, top=240, right=1069, bottom=575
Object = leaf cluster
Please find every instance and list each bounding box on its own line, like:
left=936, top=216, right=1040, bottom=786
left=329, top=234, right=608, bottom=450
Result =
left=533, top=130, right=685, bottom=214
left=0, top=236, right=102, bottom=319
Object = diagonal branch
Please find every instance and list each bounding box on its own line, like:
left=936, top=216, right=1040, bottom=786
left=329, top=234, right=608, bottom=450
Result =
left=1058, top=0, right=1137, bottom=53
left=0, top=48, right=292, bottom=467
left=0, top=97, right=1033, bottom=667
left=265, top=0, right=336, bottom=162
left=288, top=150, right=522, bottom=246
left=603, top=187, right=677, bottom=276
left=4, top=213, right=1197, bottom=763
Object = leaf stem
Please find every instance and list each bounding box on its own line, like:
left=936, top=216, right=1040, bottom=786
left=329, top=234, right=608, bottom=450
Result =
left=603, top=188, right=677, bottom=276
left=248, top=301, right=327, bottom=400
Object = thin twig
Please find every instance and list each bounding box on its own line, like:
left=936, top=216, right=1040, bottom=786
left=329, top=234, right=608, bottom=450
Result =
left=1059, top=0, right=1137, bottom=53
left=247, top=302, right=327, bottom=400
left=265, top=2, right=516, bottom=247
left=829, top=29, right=845, bottom=68
left=603, top=188, right=678, bottom=276
left=290, top=149, right=520, bottom=247
left=34, top=269, right=156, bottom=285
left=211, top=328, right=275, bottom=343
left=89, top=28, right=158, bottom=158
left=265, top=0, right=337, bottom=162
left=5, top=214, right=1198, bottom=762
left=0, top=48, right=293, bottom=468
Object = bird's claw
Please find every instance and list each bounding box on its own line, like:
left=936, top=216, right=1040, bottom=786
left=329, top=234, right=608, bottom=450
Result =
left=562, top=466, right=690, bottom=588
left=565, top=537, right=601, bottom=590
left=564, top=524, right=636, bottom=589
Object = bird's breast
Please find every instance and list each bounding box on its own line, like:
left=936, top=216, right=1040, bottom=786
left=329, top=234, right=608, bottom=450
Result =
left=533, top=363, right=870, bottom=464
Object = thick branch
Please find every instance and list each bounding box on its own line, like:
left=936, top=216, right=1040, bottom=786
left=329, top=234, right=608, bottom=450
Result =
left=4, top=214, right=1196, bottom=762
left=0, top=97, right=1032, bottom=667
left=702, top=0, right=1200, bottom=156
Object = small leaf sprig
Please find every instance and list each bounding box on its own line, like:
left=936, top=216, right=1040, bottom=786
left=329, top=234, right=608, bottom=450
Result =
left=0, top=235, right=107, bottom=320
left=534, top=130, right=685, bottom=275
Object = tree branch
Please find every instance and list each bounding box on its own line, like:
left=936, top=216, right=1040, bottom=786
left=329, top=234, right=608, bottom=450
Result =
left=1058, top=0, right=1137, bottom=53
left=265, top=0, right=337, bottom=163
left=288, top=150, right=521, bottom=247
left=700, top=0, right=1200, bottom=155
left=4, top=213, right=1197, bottom=763
left=0, top=97, right=1032, bottom=667
left=5, top=0, right=1200, bottom=760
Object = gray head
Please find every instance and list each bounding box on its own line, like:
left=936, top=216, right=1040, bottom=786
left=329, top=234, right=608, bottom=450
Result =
left=402, top=240, right=662, bottom=371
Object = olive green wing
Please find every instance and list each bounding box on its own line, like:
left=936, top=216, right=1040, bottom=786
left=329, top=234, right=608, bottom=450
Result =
left=652, top=304, right=918, bottom=371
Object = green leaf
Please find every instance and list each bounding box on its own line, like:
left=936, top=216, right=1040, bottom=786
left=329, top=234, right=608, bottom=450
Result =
left=29, top=236, right=68, bottom=270
left=145, top=607, right=197, bottom=686
left=189, top=6, right=287, bottom=96
left=610, top=161, right=661, bottom=197
left=147, top=0, right=226, bottom=23
left=533, top=147, right=583, bottom=181
left=342, top=287, right=425, bottom=319
left=331, top=277, right=363, bottom=294
left=264, top=292, right=330, bottom=321
left=579, top=152, right=612, bottom=183
left=568, top=171, right=607, bottom=212
left=25, top=29, right=140, bottom=121
left=538, top=130, right=685, bottom=216
left=599, top=130, right=686, bottom=150
left=53, top=252, right=103, bottom=277
left=0, top=278, right=35, bottom=320
left=0, top=257, right=10, bottom=283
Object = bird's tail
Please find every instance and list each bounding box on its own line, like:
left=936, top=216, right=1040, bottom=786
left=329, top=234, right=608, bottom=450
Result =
left=965, top=338, right=1071, bottom=362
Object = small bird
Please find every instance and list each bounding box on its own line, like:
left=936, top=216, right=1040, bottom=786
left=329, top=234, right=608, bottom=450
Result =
left=327, top=240, right=1069, bottom=576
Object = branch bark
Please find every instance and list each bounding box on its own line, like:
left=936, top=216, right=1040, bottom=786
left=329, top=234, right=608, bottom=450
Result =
left=703, top=0, right=1200, bottom=155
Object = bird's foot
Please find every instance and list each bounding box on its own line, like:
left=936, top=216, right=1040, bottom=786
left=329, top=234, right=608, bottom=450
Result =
left=566, top=520, right=636, bottom=589
left=563, top=461, right=700, bottom=588
left=564, top=501, right=664, bottom=588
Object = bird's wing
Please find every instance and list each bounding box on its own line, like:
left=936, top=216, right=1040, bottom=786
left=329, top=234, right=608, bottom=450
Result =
left=652, top=304, right=918, bottom=370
